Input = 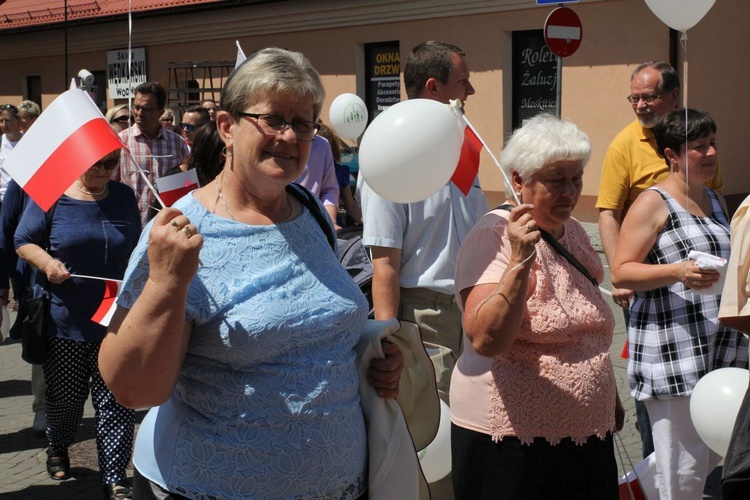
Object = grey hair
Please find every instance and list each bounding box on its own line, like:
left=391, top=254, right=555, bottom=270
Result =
left=501, top=114, right=591, bottom=190
left=221, top=47, right=325, bottom=121
left=18, top=100, right=41, bottom=118
left=631, top=61, right=680, bottom=93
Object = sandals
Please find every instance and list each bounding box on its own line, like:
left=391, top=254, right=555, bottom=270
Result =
left=103, top=480, right=133, bottom=500
left=46, top=449, right=70, bottom=481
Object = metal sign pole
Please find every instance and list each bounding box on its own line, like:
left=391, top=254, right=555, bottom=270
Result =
left=555, top=56, right=562, bottom=117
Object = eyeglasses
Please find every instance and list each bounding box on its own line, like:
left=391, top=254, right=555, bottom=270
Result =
left=239, top=113, right=320, bottom=142
left=626, top=93, right=664, bottom=104
left=112, top=115, right=133, bottom=124
left=92, top=158, right=119, bottom=170
left=180, top=122, right=197, bottom=132
left=161, top=118, right=174, bottom=123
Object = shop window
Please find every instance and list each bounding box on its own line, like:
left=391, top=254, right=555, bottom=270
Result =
left=364, top=41, right=401, bottom=122
left=512, top=30, right=559, bottom=130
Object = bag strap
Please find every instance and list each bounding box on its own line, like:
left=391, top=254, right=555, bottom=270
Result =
left=286, top=183, right=336, bottom=251
left=495, top=204, right=598, bottom=287
left=38, top=202, right=58, bottom=290
left=44, top=202, right=57, bottom=253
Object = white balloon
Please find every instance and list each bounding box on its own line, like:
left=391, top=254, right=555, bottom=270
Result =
left=644, top=0, right=716, bottom=32
left=690, top=367, right=749, bottom=457
left=418, top=399, right=452, bottom=483
left=359, top=99, right=463, bottom=204
left=328, top=93, right=368, bottom=140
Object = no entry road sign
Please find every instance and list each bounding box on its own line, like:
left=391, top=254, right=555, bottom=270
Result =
left=544, top=7, right=583, bottom=58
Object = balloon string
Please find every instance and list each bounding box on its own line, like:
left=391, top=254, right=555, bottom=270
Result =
left=682, top=32, right=690, bottom=223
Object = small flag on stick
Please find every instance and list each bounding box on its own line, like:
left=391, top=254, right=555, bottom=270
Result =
left=91, top=279, right=122, bottom=327
left=2, top=89, right=123, bottom=211
left=156, top=169, right=199, bottom=207
left=235, top=40, right=247, bottom=69
left=451, top=125, right=483, bottom=195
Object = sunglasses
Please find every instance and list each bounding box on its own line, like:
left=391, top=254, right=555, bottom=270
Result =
left=112, top=115, right=133, bottom=124
left=180, top=122, right=197, bottom=132
left=1, top=104, right=19, bottom=116
left=92, top=158, right=119, bottom=170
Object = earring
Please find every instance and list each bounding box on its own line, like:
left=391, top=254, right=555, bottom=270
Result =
left=221, top=147, right=232, bottom=158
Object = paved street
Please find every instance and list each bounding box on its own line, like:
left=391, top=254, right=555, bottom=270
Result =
left=0, top=327, right=144, bottom=499
left=0, top=222, right=723, bottom=498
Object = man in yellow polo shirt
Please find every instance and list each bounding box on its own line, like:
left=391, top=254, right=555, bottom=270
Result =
left=596, top=60, right=723, bottom=460
left=598, top=60, right=724, bottom=311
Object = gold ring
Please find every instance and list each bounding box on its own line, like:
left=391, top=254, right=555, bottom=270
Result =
left=170, top=220, right=179, bottom=228
left=525, top=223, right=532, bottom=231
left=183, top=226, right=193, bottom=237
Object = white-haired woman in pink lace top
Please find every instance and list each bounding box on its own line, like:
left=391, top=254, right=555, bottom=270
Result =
left=451, top=114, right=624, bottom=500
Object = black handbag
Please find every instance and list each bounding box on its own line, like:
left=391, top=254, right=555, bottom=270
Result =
left=20, top=284, right=49, bottom=364
left=20, top=203, right=56, bottom=365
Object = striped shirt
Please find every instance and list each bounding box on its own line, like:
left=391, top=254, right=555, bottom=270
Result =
left=628, top=187, right=749, bottom=400
left=113, top=124, right=190, bottom=226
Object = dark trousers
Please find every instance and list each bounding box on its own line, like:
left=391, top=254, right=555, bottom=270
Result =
left=452, top=424, right=618, bottom=500
left=133, top=469, right=188, bottom=500
left=44, top=336, right=134, bottom=484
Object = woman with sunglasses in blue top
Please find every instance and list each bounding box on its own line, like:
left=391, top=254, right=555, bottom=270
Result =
left=15, top=149, right=141, bottom=499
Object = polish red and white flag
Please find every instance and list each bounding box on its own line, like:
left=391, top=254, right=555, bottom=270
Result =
left=451, top=124, right=483, bottom=196
left=91, top=279, right=122, bottom=327
left=2, top=89, right=124, bottom=211
left=155, top=168, right=200, bottom=207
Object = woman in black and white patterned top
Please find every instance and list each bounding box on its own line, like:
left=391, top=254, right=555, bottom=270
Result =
left=612, top=108, right=748, bottom=500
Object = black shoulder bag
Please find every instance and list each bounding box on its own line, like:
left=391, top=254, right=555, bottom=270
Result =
left=21, top=203, right=57, bottom=365
left=496, top=204, right=598, bottom=287
left=286, top=183, right=336, bottom=251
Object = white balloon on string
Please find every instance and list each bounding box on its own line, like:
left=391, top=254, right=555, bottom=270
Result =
left=358, top=98, right=464, bottom=203
left=643, top=0, right=716, bottom=33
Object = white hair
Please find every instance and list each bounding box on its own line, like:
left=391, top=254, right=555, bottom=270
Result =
left=501, top=114, right=591, bottom=191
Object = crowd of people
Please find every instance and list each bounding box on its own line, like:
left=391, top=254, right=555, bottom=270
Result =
left=0, top=40, right=749, bottom=500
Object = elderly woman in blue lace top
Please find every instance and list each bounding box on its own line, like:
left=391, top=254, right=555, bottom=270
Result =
left=99, top=48, right=403, bottom=500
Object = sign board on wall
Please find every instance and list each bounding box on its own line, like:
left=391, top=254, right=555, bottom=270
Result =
left=365, top=41, right=401, bottom=121
left=106, top=48, right=147, bottom=99
left=512, top=30, right=559, bottom=130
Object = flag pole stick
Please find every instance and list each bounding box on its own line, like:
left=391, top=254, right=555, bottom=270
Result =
left=453, top=104, right=520, bottom=206
left=125, top=152, right=167, bottom=209
left=71, top=274, right=122, bottom=283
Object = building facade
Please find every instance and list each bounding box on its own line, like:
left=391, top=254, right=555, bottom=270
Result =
left=0, top=0, right=745, bottom=219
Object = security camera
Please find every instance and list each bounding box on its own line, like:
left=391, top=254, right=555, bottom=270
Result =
left=78, top=69, right=95, bottom=88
